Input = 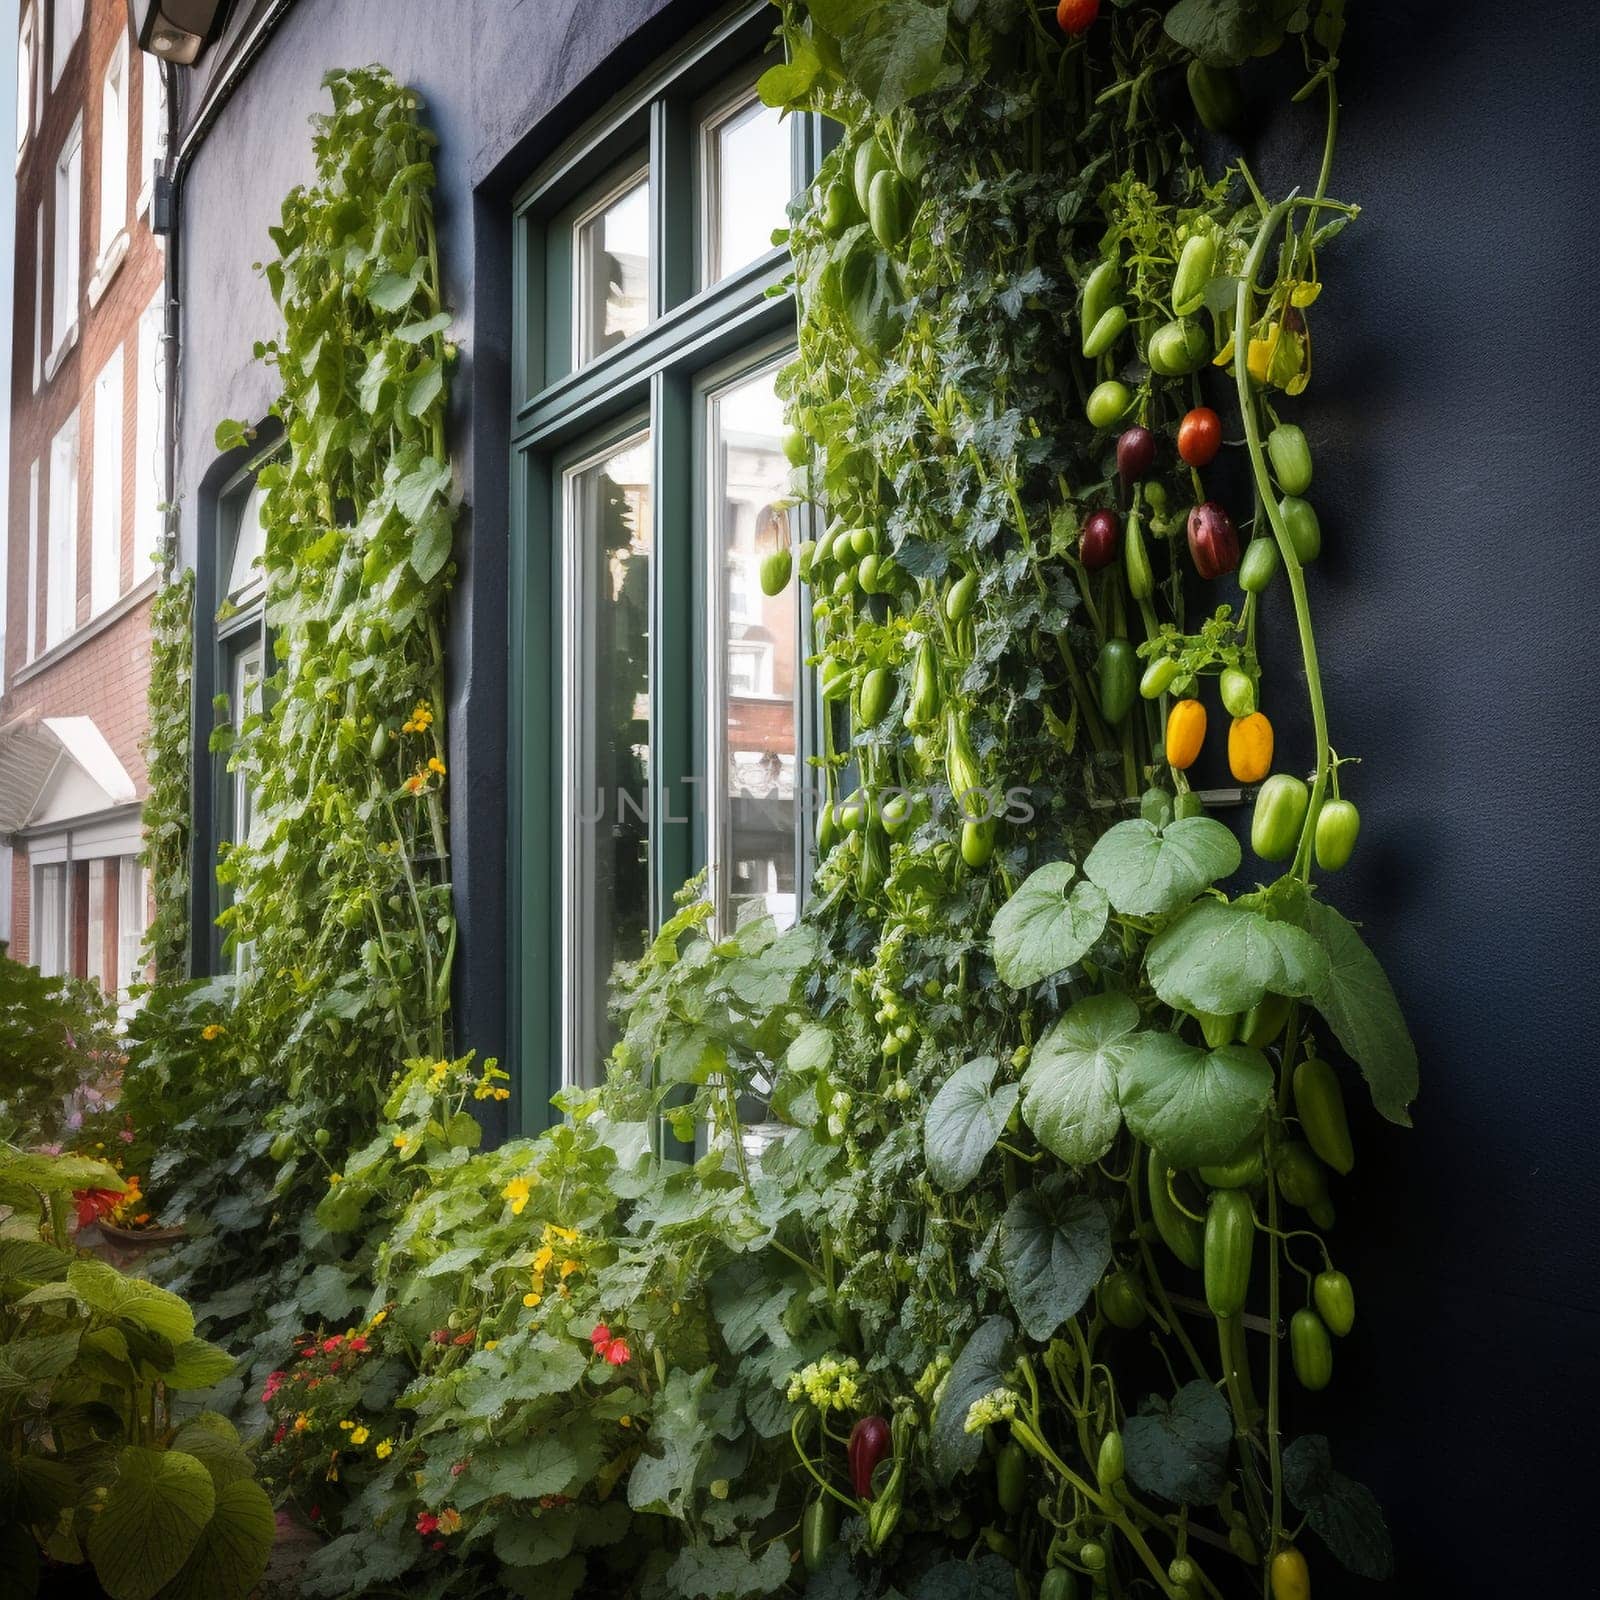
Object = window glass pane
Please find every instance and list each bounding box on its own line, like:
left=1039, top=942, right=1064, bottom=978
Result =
left=87, top=860, right=112, bottom=993
left=564, top=435, right=653, bottom=1084
left=34, top=865, right=65, bottom=977
left=705, top=95, right=790, bottom=285
left=99, top=45, right=127, bottom=253
left=90, top=348, right=123, bottom=615
left=228, top=480, right=267, bottom=601
left=46, top=412, right=79, bottom=647
left=709, top=364, right=797, bottom=934
left=574, top=172, right=649, bottom=364
left=117, top=858, right=147, bottom=1001
left=229, top=644, right=264, bottom=976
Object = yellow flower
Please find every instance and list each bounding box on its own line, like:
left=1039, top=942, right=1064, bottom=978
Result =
left=339, top=1420, right=354, bottom=1432
left=502, top=1176, right=535, bottom=1216
left=532, top=1244, right=554, bottom=1274
left=350, top=1427, right=370, bottom=1446
left=437, top=1508, right=462, bottom=1536
left=493, top=1088, right=510, bottom=1101
left=544, top=1223, right=579, bottom=1245
left=201, top=1024, right=225, bottom=1041
left=375, top=1439, right=394, bottom=1460
left=428, top=757, right=446, bottom=776
left=559, top=1259, right=581, bottom=1280
left=393, top=1134, right=411, bottom=1150
left=522, top=1292, right=542, bottom=1309
left=619, top=1415, right=632, bottom=1428
left=293, top=1415, right=309, bottom=1434
left=327, top=1173, right=343, bottom=1186
left=369, top=1310, right=388, bottom=1329
left=483, top=1340, right=498, bottom=1351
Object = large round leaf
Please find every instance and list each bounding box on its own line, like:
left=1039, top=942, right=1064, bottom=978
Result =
left=87, top=1447, right=215, bottom=1600
left=161, top=1479, right=275, bottom=1600
left=1145, top=899, right=1285, bottom=1016
left=1020, top=993, right=1141, bottom=1165
left=1117, top=1034, right=1273, bottom=1168
left=1083, top=818, right=1240, bottom=916
left=998, top=1188, right=1112, bottom=1341
left=990, top=862, right=1109, bottom=988
left=924, top=1057, right=1019, bottom=1192
left=931, top=1316, right=1014, bottom=1484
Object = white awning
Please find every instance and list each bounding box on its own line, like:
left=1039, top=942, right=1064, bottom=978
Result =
left=0, top=712, right=137, bottom=835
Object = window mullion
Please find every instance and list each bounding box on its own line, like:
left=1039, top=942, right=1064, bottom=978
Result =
left=649, top=97, right=693, bottom=320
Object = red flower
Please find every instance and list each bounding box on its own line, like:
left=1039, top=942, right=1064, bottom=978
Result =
left=603, top=1337, right=631, bottom=1366
left=273, top=1424, right=287, bottom=1444
left=415, top=1512, right=439, bottom=1536
left=589, top=1323, right=611, bottom=1352
left=347, top=1335, right=370, bottom=1353
left=321, top=1336, right=343, bottom=1353
left=262, top=1371, right=286, bottom=1403
left=450, top=1460, right=468, bottom=1478
left=72, top=1188, right=121, bottom=1229
left=452, top=1330, right=475, bottom=1347
left=429, top=1328, right=451, bottom=1345
left=308, top=1505, right=321, bottom=1523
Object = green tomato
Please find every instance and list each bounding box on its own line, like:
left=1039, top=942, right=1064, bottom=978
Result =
left=1279, top=495, right=1322, bottom=563
left=1085, top=380, right=1132, bottom=430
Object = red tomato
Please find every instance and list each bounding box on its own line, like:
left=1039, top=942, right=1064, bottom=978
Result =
left=1056, top=0, right=1099, bottom=36
left=1177, top=406, right=1223, bottom=467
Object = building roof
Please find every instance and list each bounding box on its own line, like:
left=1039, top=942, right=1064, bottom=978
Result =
left=0, top=711, right=138, bottom=835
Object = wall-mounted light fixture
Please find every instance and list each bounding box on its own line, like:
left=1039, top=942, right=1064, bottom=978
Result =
left=127, top=0, right=231, bottom=67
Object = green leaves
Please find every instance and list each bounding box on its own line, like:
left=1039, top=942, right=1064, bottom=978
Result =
left=628, top=1367, right=714, bottom=1517
left=1283, top=1435, right=1394, bottom=1579
left=1021, top=993, right=1139, bottom=1166
left=1164, top=0, right=1305, bottom=66
left=1146, top=898, right=1326, bottom=1016
left=923, top=1056, right=1019, bottom=1191
left=1118, top=1037, right=1274, bottom=1169
left=87, top=1447, right=216, bottom=1600
left=990, top=862, right=1109, bottom=987
left=67, top=1259, right=195, bottom=1345
left=998, top=1188, right=1112, bottom=1341
left=1123, top=1381, right=1232, bottom=1504
left=1083, top=816, right=1240, bottom=917
left=811, top=0, right=950, bottom=112
left=931, top=1317, right=1013, bottom=1484
left=161, top=1478, right=276, bottom=1600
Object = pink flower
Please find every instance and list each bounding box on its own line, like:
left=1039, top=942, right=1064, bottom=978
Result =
left=589, top=1323, right=612, bottom=1352
left=415, top=1512, right=439, bottom=1536
left=347, top=1335, right=369, bottom=1353
left=321, top=1336, right=343, bottom=1353
left=603, top=1337, right=632, bottom=1366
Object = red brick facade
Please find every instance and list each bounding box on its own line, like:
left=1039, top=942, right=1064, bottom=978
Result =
left=2, top=0, right=166, bottom=968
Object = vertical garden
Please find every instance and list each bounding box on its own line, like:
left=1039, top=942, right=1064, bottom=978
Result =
left=2, top=4, right=1420, bottom=1599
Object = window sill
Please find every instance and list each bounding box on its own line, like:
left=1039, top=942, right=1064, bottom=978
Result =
left=88, top=232, right=130, bottom=308
left=43, top=320, right=79, bottom=382
left=13, top=573, right=160, bottom=687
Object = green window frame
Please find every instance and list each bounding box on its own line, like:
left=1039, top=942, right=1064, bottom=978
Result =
left=509, top=1, right=829, bottom=1124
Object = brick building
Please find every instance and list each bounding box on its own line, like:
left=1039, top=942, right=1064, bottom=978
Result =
left=0, top=0, right=167, bottom=1004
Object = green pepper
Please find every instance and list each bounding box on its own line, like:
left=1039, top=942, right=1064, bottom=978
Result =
left=1219, top=667, right=1256, bottom=719
left=1250, top=773, right=1309, bottom=861
left=1097, top=1430, right=1125, bottom=1488
left=817, top=803, right=838, bottom=856
left=1203, top=1189, right=1254, bottom=1318
left=1125, top=508, right=1154, bottom=601
left=880, top=791, right=914, bottom=835
left=946, top=571, right=978, bottom=622
left=868, top=169, right=915, bottom=250
left=1146, top=317, right=1212, bottom=376
left=852, top=137, right=893, bottom=213
left=802, top=1497, right=838, bottom=1573
left=1198, top=1139, right=1264, bottom=1190
left=1140, top=656, right=1181, bottom=699
left=1147, top=1149, right=1204, bottom=1269
left=1100, top=1270, right=1146, bottom=1329
left=1313, top=1269, right=1356, bottom=1337
left=760, top=547, right=793, bottom=597
left=1274, top=1140, right=1335, bottom=1229
left=821, top=176, right=863, bottom=234
left=995, top=1440, right=1028, bottom=1514
left=1040, top=1569, right=1080, bottom=1600
left=858, top=818, right=890, bottom=896
left=1293, top=1057, right=1354, bottom=1174
left=1267, top=424, right=1314, bottom=494
left=961, top=818, right=996, bottom=868
left=1314, top=797, right=1360, bottom=871
left=1081, top=258, right=1121, bottom=332
left=1085, top=379, right=1131, bottom=430
left=1289, top=1308, right=1334, bottom=1391
left=1083, top=304, right=1129, bottom=358
left=859, top=666, right=894, bottom=727
left=1187, top=61, right=1245, bottom=134
left=1095, top=639, right=1138, bottom=725
left=1240, top=991, right=1290, bottom=1049
left=1279, top=495, right=1321, bottom=563
left=910, top=641, right=941, bottom=728
left=1238, top=537, right=1281, bottom=593
left=1172, top=229, right=1216, bottom=317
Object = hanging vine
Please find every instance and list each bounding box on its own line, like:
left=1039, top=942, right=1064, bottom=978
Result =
left=140, top=568, right=195, bottom=982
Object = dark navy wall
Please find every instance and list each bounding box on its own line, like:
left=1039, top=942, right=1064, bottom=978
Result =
left=170, top=0, right=1597, bottom=1589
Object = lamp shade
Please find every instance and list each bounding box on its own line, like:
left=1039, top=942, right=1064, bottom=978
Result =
left=128, top=0, right=231, bottom=67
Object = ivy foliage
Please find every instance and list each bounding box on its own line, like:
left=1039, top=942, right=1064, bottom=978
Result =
left=125, top=66, right=458, bottom=1417
left=140, top=569, right=194, bottom=983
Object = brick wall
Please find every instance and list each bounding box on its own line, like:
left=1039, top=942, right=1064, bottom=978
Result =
left=3, top=0, right=168, bottom=964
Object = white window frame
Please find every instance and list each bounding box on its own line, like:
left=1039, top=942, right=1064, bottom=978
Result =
left=32, top=204, right=44, bottom=392
left=33, top=862, right=70, bottom=977
left=134, top=292, right=165, bottom=577
left=90, top=347, right=125, bottom=616
left=50, top=118, right=83, bottom=373
left=117, top=858, right=149, bottom=1003
left=17, top=7, right=35, bottom=158
left=95, top=39, right=130, bottom=281
left=50, top=0, right=85, bottom=91
left=45, top=411, right=79, bottom=649
left=26, top=461, right=40, bottom=661
left=139, top=52, right=166, bottom=214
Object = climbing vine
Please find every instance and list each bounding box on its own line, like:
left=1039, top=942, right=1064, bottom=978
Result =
left=140, top=568, right=194, bottom=982
left=127, top=65, right=459, bottom=1407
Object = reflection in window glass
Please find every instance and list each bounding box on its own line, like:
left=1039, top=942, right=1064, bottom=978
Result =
left=227, top=481, right=267, bottom=603
left=709, top=365, right=796, bottom=935
left=564, top=435, right=653, bottom=1085
left=575, top=173, right=650, bottom=364
left=705, top=96, right=790, bottom=285
left=229, top=643, right=265, bottom=975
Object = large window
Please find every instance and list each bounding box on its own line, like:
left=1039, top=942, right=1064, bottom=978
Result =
left=90, top=347, right=124, bottom=615
left=512, top=7, right=820, bottom=1108
left=51, top=119, right=83, bottom=366
left=97, top=40, right=129, bottom=267
left=31, top=855, right=146, bottom=1000
left=45, top=411, right=79, bottom=648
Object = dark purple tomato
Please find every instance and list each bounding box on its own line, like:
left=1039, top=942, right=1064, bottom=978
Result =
left=1080, top=509, right=1122, bottom=571
left=1186, top=501, right=1240, bottom=580
left=1117, top=426, right=1157, bottom=482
